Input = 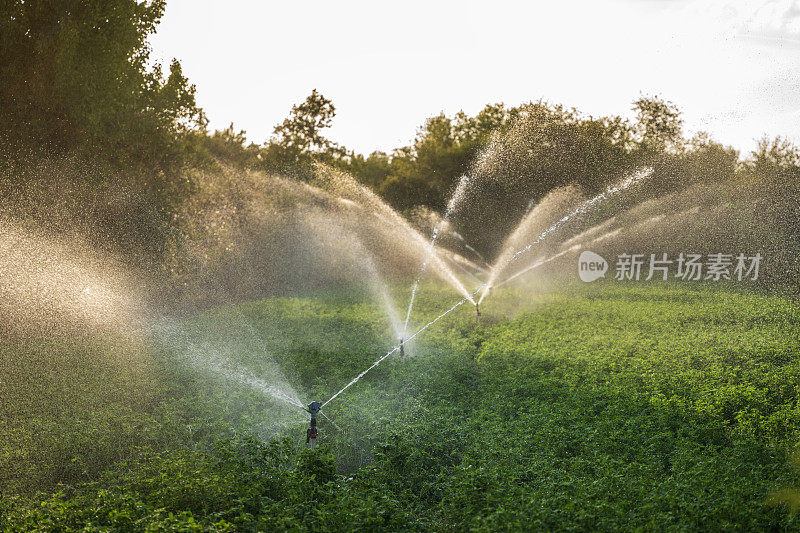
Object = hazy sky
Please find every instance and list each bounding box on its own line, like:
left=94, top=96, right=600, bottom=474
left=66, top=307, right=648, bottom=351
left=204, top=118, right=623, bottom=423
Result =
left=149, top=0, right=800, bottom=157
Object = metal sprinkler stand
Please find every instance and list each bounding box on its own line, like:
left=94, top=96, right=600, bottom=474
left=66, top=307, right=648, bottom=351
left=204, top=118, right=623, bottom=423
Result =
left=399, top=338, right=405, bottom=358
left=475, top=302, right=481, bottom=325
left=306, top=401, right=321, bottom=450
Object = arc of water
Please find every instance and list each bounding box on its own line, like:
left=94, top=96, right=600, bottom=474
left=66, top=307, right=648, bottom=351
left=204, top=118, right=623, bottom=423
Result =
left=319, top=410, right=341, bottom=431
left=321, top=169, right=652, bottom=409
left=322, top=283, right=485, bottom=408
left=492, top=248, right=572, bottom=289
left=184, top=341, right=306, bottom=410
left=352, top=236, right=404, bottom=340
left=493, top=200, right=712, bottom=290
left=463, top=242, right=488, bottom=265
left=443, top=253, right=487, bottom=285
left=154, top=315, right=307, bottom=412
left=479, top=168, right=651, bottom=304
left=315, top=166, right=470, bottom=301
left=402, top=225, right=440, bottom=336
left=402, top=174, right=472, bottom=337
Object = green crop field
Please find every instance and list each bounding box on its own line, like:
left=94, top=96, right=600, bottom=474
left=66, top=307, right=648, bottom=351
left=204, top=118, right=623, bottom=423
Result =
left=2, top=282, right=799, bottom=531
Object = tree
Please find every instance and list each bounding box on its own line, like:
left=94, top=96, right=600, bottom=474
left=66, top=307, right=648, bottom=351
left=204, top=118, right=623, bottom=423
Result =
left=263, top=89, right=348, bottom=176
left=746, top=136, right=800, bottom=178
left=0, top=0, right=205, bottom=270
left=739, top=137, right=800, bottom=291
left=0, top=0, right=202, bottom=169
left=272, top=90, right=343, bottom=155
left=632, top=95, right=684, bottom=154
left=201, top=123, right=263, bottom=168
left=453, top=103, right=510, bottom=144
left=346, top=151, right=393, bottom=190
left=682, top=133, right=738, bottom=183
left=379, top=173, right=439, bottom=211
left=376, top=111, right=488, bottom=212
left=740, top=136, right=800, bottom=221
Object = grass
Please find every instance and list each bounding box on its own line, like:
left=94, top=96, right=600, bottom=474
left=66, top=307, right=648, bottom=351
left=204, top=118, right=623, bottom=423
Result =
left=1, top=281, right=799, bottom=530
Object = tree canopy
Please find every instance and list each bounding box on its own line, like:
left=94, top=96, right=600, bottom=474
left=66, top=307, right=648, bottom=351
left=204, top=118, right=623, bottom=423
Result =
left=0, top=0, right=202, bottom=168
left=1, top=1, right=797, bottom=284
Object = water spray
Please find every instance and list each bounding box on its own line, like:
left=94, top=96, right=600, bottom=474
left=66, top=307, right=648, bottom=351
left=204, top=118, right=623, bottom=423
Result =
left=306, top=401, right=322, bottom=450
left=401, top=174, right=474, bottom=338
left=327, top=171, right=643, bottom=401
left=318, top=169, right=662, bottom=415
left=322, top=284, right=486, bottom=409
left=478, top=168, right=652, bottom=305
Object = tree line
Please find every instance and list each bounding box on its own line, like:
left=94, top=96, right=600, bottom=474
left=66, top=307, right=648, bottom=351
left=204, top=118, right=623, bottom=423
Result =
left=1, top=0, right=797, bottom=285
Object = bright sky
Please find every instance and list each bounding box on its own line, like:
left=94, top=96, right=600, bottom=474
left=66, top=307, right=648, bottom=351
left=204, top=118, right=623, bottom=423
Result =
left=149, top=0, right=800, bottom=157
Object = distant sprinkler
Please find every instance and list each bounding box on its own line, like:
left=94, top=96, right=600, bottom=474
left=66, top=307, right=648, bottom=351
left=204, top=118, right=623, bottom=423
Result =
left=306, top=401, right=322, bottom=450
left=475, top=302, right=481, bottom=324
left=399, top=338, right=405, bottom=358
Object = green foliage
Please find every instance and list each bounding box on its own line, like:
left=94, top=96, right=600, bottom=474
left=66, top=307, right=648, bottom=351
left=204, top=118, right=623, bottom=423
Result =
left=739, top=137, right=800, bottom=289
left=263, top=89, right=348, bottom=178
left=2, top=0, right=797, bottom=284
left=343, top=151, right=393, bottom=190
left=273, top=89, right=339, bottom=155
left=3, top=283, right=800, bottom=530
left=198, top=123, right=263, bottom=169
left=0, top=0, right=204, bottom=268
left=0, top=0, right=202, bottom=168
left=447, top=102, right=637, bottom=255
left=479, top=284, right=800, bottom=445
left=632, top=94, right=684, bottom=155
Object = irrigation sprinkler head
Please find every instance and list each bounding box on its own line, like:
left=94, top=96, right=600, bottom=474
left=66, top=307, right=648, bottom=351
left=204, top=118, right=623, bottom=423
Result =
left=475, top=303, right=481, bottom=318
left=307, top=401, right=322, bottom=421
left=399, top=338, right=405, bottom=357
left=306, top=401, right=322, bottom=450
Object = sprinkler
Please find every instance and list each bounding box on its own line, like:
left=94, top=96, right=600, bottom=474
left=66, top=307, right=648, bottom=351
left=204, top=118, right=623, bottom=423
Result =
left=399, top=338, right=405, bottom=357
left=475, top=302, right=481, bottom=319
left=306, top=401, right=322, bottom=450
